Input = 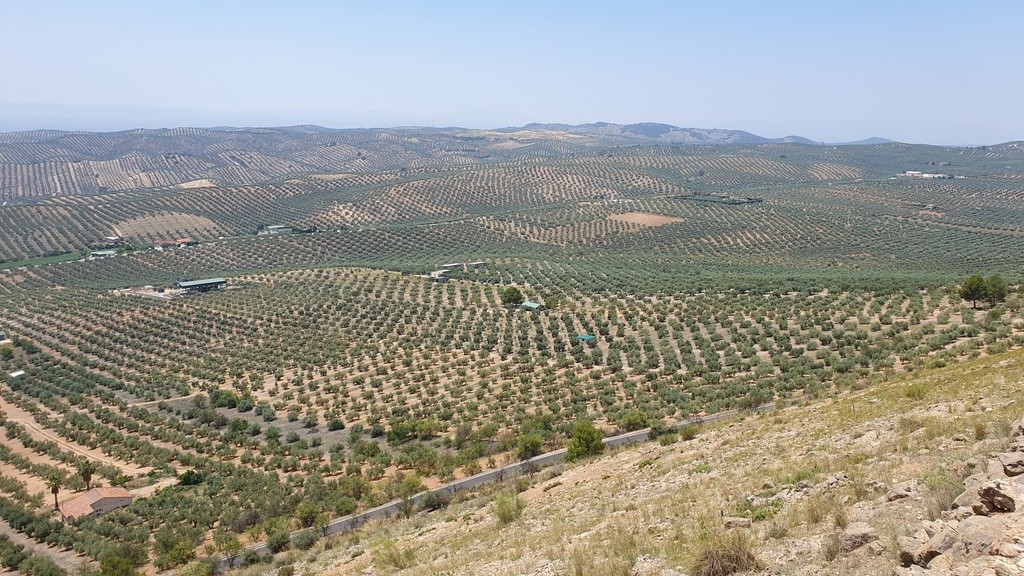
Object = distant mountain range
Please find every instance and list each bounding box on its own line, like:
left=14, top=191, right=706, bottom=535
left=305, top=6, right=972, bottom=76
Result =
left=515, top=122, right=892, bottom=146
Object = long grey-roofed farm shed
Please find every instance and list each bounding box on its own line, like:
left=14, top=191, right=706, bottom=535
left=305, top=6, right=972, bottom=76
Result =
left=175, top=278, right=227, bottom=293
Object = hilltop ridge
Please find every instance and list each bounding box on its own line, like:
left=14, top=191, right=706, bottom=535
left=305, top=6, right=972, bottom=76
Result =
left=0, top=122, right=1004, bottom=204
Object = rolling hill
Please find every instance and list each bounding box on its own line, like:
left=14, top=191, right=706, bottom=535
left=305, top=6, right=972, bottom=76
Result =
left=0, top=124, right=910, bottom=201
left=0, top=123, right=1021, bottom=575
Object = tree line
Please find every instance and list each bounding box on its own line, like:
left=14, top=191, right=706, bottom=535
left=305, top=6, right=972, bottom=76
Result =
left=958, top=274, right=1011, bottom=309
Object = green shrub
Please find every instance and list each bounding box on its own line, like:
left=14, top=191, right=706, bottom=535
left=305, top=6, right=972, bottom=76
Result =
left=177, top=561, right=214, bottom=576
left=333, top=496, right=357, bottom=516
left=419, top=490, right=452, bottom=512
left=17, top=555, right=66, bottom=576
left=658, top=432, right=678, bottom=445
left=904, top=382, right=927, bottom=400
left=619, top=410, right=650, bottom=432
left=266, top=531, right=291, bottom=553
left=492, top=492, right=525, bottom=525
left=750, top=500, right=783, bottom=522
left=517, top=434, right=544, bottom=460
left=678, top=424, right=700, bottom=441
left=240, top=551, right=271, bottom=566
left=292, top=530, right=318, bottom=551
left=566, top=421, right=604, bottom=461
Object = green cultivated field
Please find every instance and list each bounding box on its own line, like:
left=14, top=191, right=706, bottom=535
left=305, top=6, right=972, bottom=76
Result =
left=0, top=127, right=1021, bottom=571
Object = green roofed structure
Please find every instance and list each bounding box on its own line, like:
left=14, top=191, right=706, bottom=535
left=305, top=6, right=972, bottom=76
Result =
left=576, top=334, right=597, bottom=343
left=176, top=278, right=227, bottom=294
left=521, top=300, right=541, bottom=311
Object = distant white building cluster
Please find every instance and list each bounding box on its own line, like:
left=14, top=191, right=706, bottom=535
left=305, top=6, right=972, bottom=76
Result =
left=899, top=171, right=952, bottom=179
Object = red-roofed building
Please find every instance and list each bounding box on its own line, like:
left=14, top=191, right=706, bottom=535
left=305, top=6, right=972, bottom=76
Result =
left=61, top=487, right=134, bottom=522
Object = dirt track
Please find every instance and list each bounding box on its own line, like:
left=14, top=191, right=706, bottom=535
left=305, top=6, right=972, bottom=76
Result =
left=8, top=418, right=149, bottom=476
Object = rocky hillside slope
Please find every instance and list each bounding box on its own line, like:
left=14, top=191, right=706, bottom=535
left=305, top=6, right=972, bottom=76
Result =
left=220, top=348, right=1024, bottom=576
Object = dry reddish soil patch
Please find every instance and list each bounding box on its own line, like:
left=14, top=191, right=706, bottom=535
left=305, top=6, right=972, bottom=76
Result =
left=609, top=211, right=684, bottom=227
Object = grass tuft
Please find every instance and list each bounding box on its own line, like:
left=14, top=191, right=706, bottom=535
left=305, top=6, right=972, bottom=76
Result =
left=374, top=538, right=417, bottom=570
left=903, top=382, right=928, bottom=400
left=493, top=491, right=525, bottom=525
left=689, top=529, right=763, bottom=576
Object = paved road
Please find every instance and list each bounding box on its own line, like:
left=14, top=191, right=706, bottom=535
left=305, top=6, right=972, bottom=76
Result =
left=219, top=404, right=771, bottom=569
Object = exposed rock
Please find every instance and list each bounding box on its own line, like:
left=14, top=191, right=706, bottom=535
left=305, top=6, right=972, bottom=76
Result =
left=989, top=459, right=1010, bottom=478
left=965, top=456, right=985, bottom=471
left=996, top=542, right=1020, bottom=558
left=1011, top=417, right=1024, bottom=439
left=993, top=558, right=1021, bottom=576
left=892, top=443, right=1024, bottom=575
left=998, top=452, right=1024, bottom=477
left=958, top=515, right=1002, bottom=558
left=928, top=553, right=957, bottom=573
left=944, top=507, right=975, bottom=522
left=973, top=481, right=1017, bottom=515
left=888, top=486, right=914, bottom=501
left=823, top=473, right=848, bottom=488
left=923, top=520, right=944, bottom=538
left=954, top=472, right=1000, bottom=510
left=954, top=556, right=1019, bottom=576
left=898, top=535, right=924, bottom=567
left=867, top=480, right=889, bottom=492
left=840, top=521, right=878, bottom=552
left=916, top=527, right=961, bottom=567
left=722, top=516, right=751, bottom=528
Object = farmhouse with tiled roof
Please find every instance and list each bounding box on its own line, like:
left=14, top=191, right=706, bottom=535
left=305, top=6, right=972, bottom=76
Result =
left=61, top=487, right=134, bottom=522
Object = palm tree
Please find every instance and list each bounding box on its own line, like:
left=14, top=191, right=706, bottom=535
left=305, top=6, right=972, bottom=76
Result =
left=46, top=475, right=62, bottom=510
left=77, top=459, right=96, bottom=491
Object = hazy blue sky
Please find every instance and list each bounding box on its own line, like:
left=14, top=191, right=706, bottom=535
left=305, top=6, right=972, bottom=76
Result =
left=1, top=1, right=1021, bottom=143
